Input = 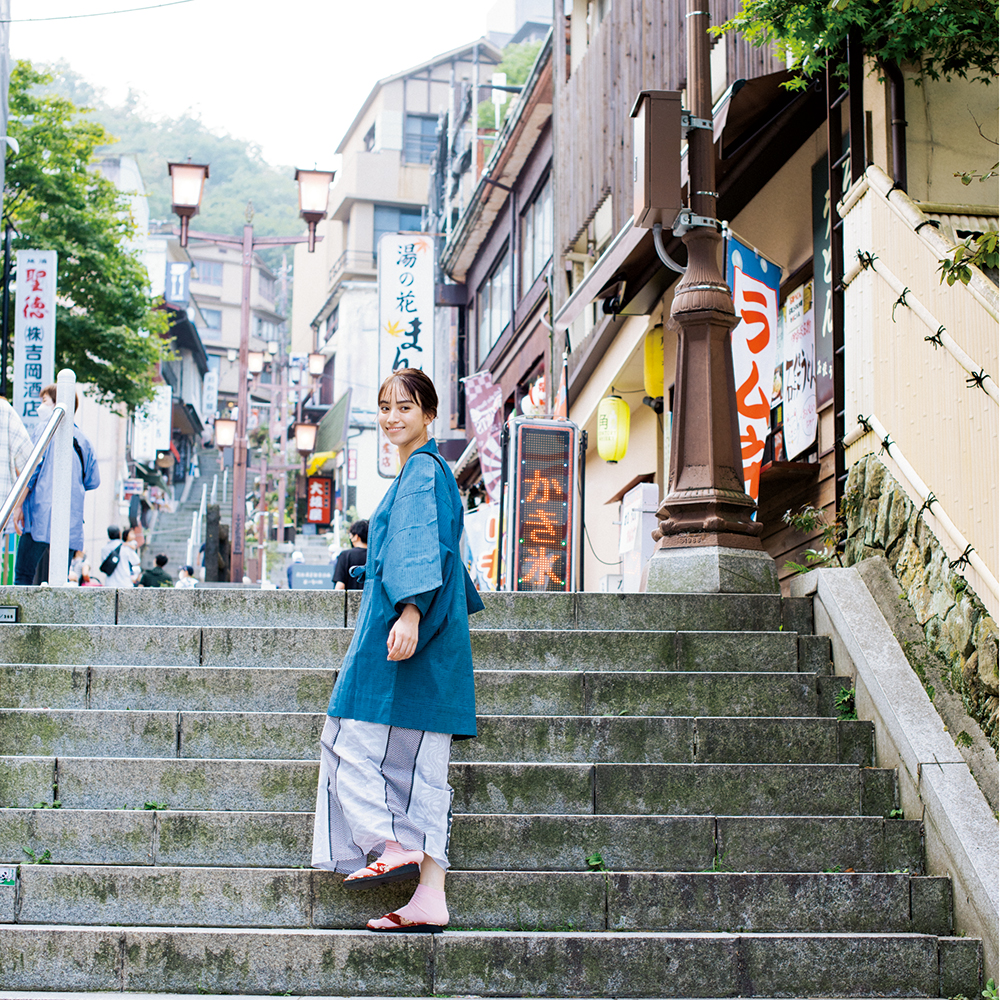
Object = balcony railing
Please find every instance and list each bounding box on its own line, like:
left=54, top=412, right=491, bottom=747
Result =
left=328, top=250, right=377, bottom=290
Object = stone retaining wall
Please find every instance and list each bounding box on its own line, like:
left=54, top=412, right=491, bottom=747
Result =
left=842, top=455, right=998, bottom=751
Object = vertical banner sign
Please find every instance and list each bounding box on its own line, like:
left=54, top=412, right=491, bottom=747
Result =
left=464, top=371, right=503, bottom=502
left=306, top=476, right=332, bottom=525
left=133, top=385, right=173, bottom=463
left=164, top=261, right=191, bottom=307
left=13, top=250, right=57, bottom=437
left=347, top=448, right=358, bottom=484
left=812, top=154, right=847, bottom=409
left=377, top=233, right=434, bottom=478
left=782, top=281, right=817, bottom=459
left=726, top=235, right=781, bottom=502
left=510, top=419, right=578, bottom=592
left=464, top=502, right=499, bottom=590
left=202, top=370, right=219, bottom=420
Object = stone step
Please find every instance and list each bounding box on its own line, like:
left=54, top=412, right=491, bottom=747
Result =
left=0, top=586, right=792, bottom=633
left=0, top=710, right=875, bottom=766
left=0, top=625, right=828, bottom=673
left=0, top=809, right=925, bottom=873
left=0, top=757, right=897, bottom=816
left=0, top=664, right=842, bottom=717
left=0, top=925, right=979, bottom=997
left=4, top=866, right=955, bottom=935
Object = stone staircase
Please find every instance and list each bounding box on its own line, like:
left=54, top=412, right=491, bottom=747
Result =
left=142, top=446, right=226, bottom=574
left=0, top=586, right=983, bottom=995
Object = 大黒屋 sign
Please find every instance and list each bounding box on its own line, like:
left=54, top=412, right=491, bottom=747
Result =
left=377, top=233, right=434, bottom=478
left=13, top=250, right=58, bottom=437
left=306, top=476, right=332, bottom=525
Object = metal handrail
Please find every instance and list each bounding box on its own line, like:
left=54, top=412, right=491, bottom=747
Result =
left=0, top=405, right=66, bottom=534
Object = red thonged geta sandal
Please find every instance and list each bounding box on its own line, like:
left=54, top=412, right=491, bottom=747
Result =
left=367, top=911, right=446, bottom=933
left=342, top=859, right=421, bottom=890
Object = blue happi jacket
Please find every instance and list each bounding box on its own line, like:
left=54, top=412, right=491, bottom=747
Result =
left=327, top=438, right=484, bottom=738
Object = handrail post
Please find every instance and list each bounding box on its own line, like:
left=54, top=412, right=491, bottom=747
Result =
left=49, top=369, right=76, bottom=587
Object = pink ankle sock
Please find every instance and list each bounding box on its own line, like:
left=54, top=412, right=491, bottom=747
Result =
left=394, top=883, right=448, bottom=926
left=377, top=841, right=423, bottom=867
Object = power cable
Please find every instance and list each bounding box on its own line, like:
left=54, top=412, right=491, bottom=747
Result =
left=1, top=0, right=193, bottom=22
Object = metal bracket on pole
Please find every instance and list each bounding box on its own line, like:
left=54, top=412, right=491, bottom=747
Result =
left=672, top=209, right=720, bottom=237
left=681, top=111, right=713, bottom=134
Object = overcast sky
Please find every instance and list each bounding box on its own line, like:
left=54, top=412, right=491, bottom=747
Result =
left=11, top=0, right=498, bottom=167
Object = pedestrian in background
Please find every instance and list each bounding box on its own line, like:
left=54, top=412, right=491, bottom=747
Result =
left=333, top=519, right=368, bottom=591
left=0, top=396, right=34, bottom=520
left=175, top=565, right=197, bottom=588
left=312, top=368, right=483, bottom=934
left=13, top=384, right=100, bottom=585
left=100, top=526, right=140, bottom=588
left=140, top=553, right=172, bottom=588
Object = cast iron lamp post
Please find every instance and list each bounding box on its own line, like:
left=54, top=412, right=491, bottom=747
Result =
left=645, top=0, right=776, bottom=593
left=169, top=163, right=335, bottom=583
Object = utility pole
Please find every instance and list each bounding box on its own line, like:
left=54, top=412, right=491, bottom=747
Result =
left=645, top=0, right=778, bottom=594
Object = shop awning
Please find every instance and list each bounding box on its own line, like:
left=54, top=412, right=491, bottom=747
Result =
left=306, top=450, right=338, bottom=475
left=315, top=388, right=353, bottom=454
left=172, top=400, right=203, bottom=437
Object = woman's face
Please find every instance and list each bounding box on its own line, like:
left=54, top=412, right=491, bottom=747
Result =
left=378, top=385, right=432, bottom=452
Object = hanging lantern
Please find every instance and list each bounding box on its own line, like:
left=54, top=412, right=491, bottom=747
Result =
left=597, top=392, right=630, bottom=463
left=643, top=324, right=664, bottom=399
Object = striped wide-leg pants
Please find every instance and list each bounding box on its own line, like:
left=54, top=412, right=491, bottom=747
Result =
left=311, top=715, right=454, bottom=874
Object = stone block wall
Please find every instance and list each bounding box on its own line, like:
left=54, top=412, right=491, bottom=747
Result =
left=842, top=455, right=998, bottom=752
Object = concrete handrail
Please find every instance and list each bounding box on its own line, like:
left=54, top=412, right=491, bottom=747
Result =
left=792, top=567, right=999, bottom=983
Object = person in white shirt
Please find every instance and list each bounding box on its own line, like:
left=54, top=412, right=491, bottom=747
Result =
left=99, top=526, right=141, bottom=587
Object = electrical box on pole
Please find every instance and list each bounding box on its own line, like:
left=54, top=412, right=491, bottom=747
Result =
left=630, top=90, right=683, bottom=230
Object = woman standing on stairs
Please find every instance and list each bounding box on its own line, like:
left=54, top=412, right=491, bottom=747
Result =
left=312, top=368, right=483, bottom=933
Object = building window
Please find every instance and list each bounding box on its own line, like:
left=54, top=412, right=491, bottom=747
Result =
left=477, top=248, right=511, bottom=364
left=404, top=113, right=437, bottom=164
left=521, top=174, right=553, bottom=292
left=363, top=123, right=376, bottom=152
left=374, top=204, right=424, bottom=251
left=255, top=316, right=277, bottom=342
left=258, top=272, right=276, bottom=302
left=201, top=308, right=222, bottom=331
left=194, top=260, right=223, bottom=285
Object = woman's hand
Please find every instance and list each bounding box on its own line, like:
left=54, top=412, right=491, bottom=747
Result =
left=387, top=603, right=421, bottom=661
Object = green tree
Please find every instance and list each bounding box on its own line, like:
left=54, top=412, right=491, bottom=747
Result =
left=715, top=0, right=998, bottom=90
left=38, top=62, right=301, bottom=269
left=477, top=41, right=545, bottom=159
left=6, top=61, right=169, bottom=411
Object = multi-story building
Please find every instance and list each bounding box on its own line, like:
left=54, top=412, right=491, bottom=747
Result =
left=291, top=38, right=502, bottom=520
left=186, top=241, right=285, bottom=410
left=433, top=33, right=554, bottom=492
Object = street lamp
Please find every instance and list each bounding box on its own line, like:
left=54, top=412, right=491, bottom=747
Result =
left=169, top=162, right=335, bottom=583
left=296, top=169, right=336, bottom=252
left=308, top=352, right=326, bottom=377
left=214, top=417, right=236, bottom=449
left=247, top=350, right=265, bottom=375
left=294, top=421, right=318, bottom=457
left=168, top=162, right=209, bottom=248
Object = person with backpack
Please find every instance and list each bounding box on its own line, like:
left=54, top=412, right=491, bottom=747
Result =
left=99, top=526, right=140, bottom=588
left=12, top=383, right=100, bottom=585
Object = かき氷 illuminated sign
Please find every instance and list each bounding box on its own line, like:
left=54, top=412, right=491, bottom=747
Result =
left=510, top=419, right=579, bottom=591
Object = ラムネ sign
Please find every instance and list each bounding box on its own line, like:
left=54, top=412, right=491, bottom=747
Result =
left=726, top=234, right=781, bottom=502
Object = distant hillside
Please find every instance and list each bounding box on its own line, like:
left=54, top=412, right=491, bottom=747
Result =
left=36, top=62, right=301, bottom=270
